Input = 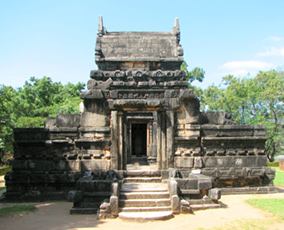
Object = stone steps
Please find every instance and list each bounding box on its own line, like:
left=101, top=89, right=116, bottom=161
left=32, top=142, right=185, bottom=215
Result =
left=119, top=198, right=171, bottom=207
left=124, top=170, right=161, bottom=177
left=119, top=211, right=173, bottom=221
left=118, top=173, right=173, bottom=221
left=123, top=177, right=162, bottom=183
left=119, top=206, right=172, bottom=212
left=120, top=182, right=168, bottom=192
left=120, top=191, right=170, bottom=199
left=180, top=189, right=201, bottom=195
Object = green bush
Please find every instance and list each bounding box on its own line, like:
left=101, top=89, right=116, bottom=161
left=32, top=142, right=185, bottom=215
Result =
left=267, top=161, right=279, bottom=167
left=0, top=166, right=12, bottom=176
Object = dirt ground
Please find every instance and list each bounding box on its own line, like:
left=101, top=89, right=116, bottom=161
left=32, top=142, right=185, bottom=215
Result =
left=0, top=175, right=284, bottom=230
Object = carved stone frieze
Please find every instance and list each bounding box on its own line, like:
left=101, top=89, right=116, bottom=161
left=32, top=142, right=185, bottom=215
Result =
left=117, top=91, right=164, bottom=99
left=90, top=70, right=187, bottom=81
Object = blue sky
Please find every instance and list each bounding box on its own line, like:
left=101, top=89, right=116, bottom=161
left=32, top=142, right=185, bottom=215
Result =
left=1, top=0, right=284, bottom=89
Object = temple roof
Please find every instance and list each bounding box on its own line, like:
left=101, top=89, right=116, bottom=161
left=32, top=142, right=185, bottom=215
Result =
left=95, top=17, right=183, bottom=63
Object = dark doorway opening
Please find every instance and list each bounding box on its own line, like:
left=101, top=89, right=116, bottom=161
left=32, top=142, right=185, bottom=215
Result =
left=131, top=124, right=147, bottom=157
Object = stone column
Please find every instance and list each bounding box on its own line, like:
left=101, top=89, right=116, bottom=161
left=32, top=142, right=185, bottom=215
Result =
left=111, top=111, right=118, bottom=169
left=124, top=117, right=129, bottom=168
left=167, top=110, right=174, bottom=168
left=151, top=111, right=158, bottom=161
left=118, top=111, right=124, bottom=170
left=157, top=112, right=162, bottom=170
left=128, top=123, right=132, bottom=162
left=161, top=112, right=167, bottom=169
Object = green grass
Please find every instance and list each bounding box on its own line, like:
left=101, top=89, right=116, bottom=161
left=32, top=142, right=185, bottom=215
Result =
left=246, top=198, right=284, bottom=220
left=0, top=204, right=37, bottom=217
left=0, top=186, right=5, bottom=191
left=274, top=169, right=284, bottom=187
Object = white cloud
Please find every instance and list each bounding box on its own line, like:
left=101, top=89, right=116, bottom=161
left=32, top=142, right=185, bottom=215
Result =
left=257, top=46, right=284, bottom=57
left=222, top=60, right=274, bottom=70
left=266, top=36, right=283, bottom=42
left=227, top=69, right=253, bottom=76
left=220, top=60, right=276, bottom=78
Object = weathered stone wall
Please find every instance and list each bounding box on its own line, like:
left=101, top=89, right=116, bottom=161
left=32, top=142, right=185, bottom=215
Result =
left=173, top=124, right=275, bottom=187
left=5, top=112, right=112, bottom=201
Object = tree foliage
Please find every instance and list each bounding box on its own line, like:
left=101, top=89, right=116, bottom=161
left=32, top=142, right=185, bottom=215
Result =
left=200, top=70, right=284, bottom=161
left=181, top=62, right=205, bottom=83
left=0, top=85, right=16, bottom=164
left=0, top=77, right=85, bottom=163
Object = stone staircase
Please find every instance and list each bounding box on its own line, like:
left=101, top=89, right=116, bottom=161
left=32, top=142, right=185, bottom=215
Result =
left=118, top=170, right=173, bottom=221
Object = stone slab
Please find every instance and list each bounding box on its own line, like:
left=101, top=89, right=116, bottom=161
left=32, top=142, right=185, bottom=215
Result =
left=56, top=114, right=80, bottom=127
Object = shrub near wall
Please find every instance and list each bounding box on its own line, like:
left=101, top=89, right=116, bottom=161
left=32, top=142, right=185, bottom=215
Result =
left=0, top=167, right=12, bottom=176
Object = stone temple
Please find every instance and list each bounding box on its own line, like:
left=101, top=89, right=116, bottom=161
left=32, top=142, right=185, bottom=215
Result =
left=3, top=17, right=277, bottom=220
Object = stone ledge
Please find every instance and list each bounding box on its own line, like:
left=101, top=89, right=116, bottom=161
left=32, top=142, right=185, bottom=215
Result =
left=14, top=128, right=49, bottom=132
left=202, top=136, right=267, bottom=141
left=175, top=137, right=199, bottom=141
left=14, top=140, right=48, bottom=144
left=75, top=138, right=111, bottom=143
left=220, top=186, right=279, bottom=195
left=49, top=127, right=78, bottom=132
left=70, top=207, right=98, bottom=214
left=79, top=127, right=110, bottom=132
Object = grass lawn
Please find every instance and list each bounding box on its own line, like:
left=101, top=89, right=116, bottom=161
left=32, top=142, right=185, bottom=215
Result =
left=246, top=198, right=284, bottom=220
left=0, top=204, right=37, bottom=217
left=273, top=168, right=284, bottom=187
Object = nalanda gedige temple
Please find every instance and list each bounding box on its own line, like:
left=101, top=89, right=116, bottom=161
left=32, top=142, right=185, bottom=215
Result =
left=3, top=17, right=277, bottom=220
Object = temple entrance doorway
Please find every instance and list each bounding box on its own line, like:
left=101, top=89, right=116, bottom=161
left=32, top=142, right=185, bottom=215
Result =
left=131, top=123, right=147, bottom=157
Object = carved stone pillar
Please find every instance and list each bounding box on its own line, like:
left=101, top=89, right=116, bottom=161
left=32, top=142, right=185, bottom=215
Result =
left=161, top=112, right=167, bottom=170
left=150, top=111, right=158, bottom=161
left=118, top=111, right=124, bottom=170
left=167, top=110, right=174, bottom=168
left=111, top=111, right=118, bottom=169
left=157, top=112, right=162, bottom=170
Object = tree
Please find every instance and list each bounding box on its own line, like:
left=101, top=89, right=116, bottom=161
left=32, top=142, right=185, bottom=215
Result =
left=13, top=76, right=85, bottom=127
left=0, top=85, right=16, bottom=163
left=247, top=70, right=284, bottom=161
left=14, top=77, right=85, bottom=118
left=200, top=70, right=284, bottom=161
left=181, top=62, right=205, bottom=83
left=0, top=77, right=85, bottom=164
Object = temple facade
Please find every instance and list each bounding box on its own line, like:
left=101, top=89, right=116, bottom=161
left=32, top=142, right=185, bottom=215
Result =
left=81, top=16, right=197, bottom=170
left=3, top=17, right=276, bottom=219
